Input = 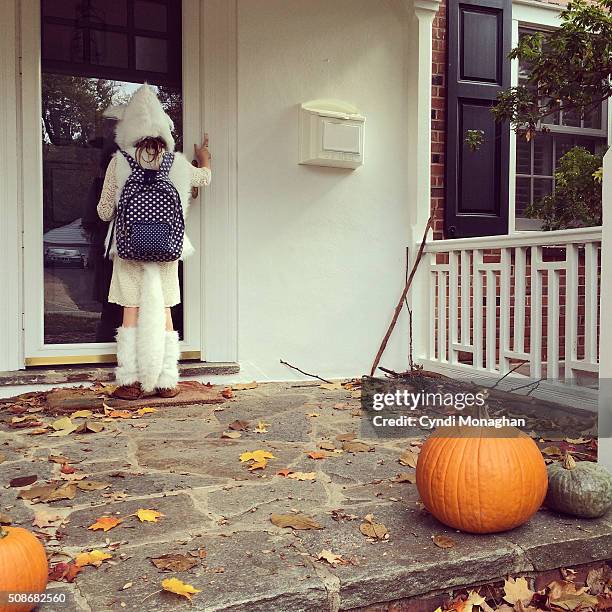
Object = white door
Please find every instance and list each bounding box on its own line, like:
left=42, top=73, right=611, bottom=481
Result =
left=21, top=0, right=204, bottom=366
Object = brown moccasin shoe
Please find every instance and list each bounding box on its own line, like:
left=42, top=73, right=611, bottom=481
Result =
left=111, top=382, right=143, bottom=400
left=156, top=386, right=180, bottom=398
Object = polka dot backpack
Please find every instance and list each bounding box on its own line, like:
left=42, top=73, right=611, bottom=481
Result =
left=112, top=149, right=185, bottom=262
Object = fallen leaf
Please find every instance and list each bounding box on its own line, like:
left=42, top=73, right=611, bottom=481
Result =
left=306, top=412, right=320, bottom=418
left=503, top=577, right=534, bottom=605
left=432, top=534, right=456, bottom=549
left=161, top=577, right=202, bottom=601
left=0, top=513, right=12, bottom=525
left=270, top=513, right=323, bottom=530
left=563, top=437, right=590, bottom=445
left=28, top=428, right=49, bottom=436
left=70, top=410, right=93, bottom=419
left=221, top=387, right=233, bottom=399
left=17, top=484, right=58, bottom=502
left=586, top=566, right=610, bottom=596
left=231, top=381, right=258, bottom=391
left=307, top=451, right=329, bottom=460
left=49, top=416, right=79, bottom=436
left=221, top=431, right=241, bottom=439
left=75, top=421, right=105, bottom=434
left=137, top=407, right=157, bottom=416
left=135, top=508, right=164, bottom=523
left=317, top=549, right=346, bottom=565
left=239, top=450, right=275, bottom=470
left=122, top=582, right=133, bottom=591
left=399, top=450, right=418, bottom=467
left=108, top=410, right=133, bottom=419
left=229, top=420, right=249, bottom=431
left=342, top=440, right=373, bottom=453
left=48, top=562, right=81, bottom=583
left=151, top=553, right=198, bottom=572
left=276, top=468, right=292, bottom=477
left=45, top=483, right=77, bottom=502
left=319, top=440, right=336, bottom=451
left=394, top=472, right=416, bottom=483
left=359, top=516, right=389, bottom=540
left=9, top=474, right=38, bottom=488
left=541, top=446, right=563, bottom=457
left=88, top=516, right=123, bottom=532
left=0, top=453, right=5, bottom=463
left=287, top=471, right=317, bottom=481
left=336, top=432, right=356, bottom=441
left=75, top=550, right=113, bottom=568
left=254, top=421, right=269, bottom=433
left=60, top=464, right=76, bottom=475
left=48, top=455, right=71, bottom=464
left=32, top=510, right=63, bottom=528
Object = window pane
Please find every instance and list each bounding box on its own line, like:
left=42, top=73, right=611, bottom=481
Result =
left=561, top=108, right=581, bottom=128
left=43, top=24, right=84, bottom=63
left=43, top=0, right=80, bottom=19
left=516, top=137, right=531, bottom=175
left=90, top=0, right=128, bottom=27
left=554, top=134, right=577, bottom=166
left=516, top=176, right=531, bottom=217
left=583, top=105, right=603, bottom=130
left=533, top=134, right=553, bottom=176
left=90, top=31, right=129, bottom=68
left=135, top=36, right=168, bottom=72
left=135, top=1, right=168, bottom=32
left=533, top=178, right=553, bottom=203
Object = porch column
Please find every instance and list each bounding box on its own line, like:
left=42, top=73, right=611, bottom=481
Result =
left=0, top=0, right=23, bottom=372
left=406, top=0, right=441, bottom=364
left=598, top=148, right=612, bottom=470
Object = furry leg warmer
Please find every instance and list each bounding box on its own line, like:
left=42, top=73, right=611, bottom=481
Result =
left=156, top=330, right=180, bottom=390
left=115, top=326, right=138, bottom=386
left=137, top=264, right=167, bottom=392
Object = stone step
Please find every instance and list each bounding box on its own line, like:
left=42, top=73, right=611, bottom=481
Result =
left=0, top=361, right=239, bottom=387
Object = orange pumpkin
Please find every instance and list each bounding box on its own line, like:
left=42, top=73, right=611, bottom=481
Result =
left=0, top=527, right=48, bottom=612
left=416, top=418, right=548, bottom=534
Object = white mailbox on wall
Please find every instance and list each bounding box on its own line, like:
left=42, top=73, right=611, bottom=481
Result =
left=299, top=99, right=365, bottom=169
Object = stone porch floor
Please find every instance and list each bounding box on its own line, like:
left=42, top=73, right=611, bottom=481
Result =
left=1, top=380, right=611, bottom=611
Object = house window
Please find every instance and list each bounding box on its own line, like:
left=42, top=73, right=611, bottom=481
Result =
left=514, top=27, right=608, bottom=230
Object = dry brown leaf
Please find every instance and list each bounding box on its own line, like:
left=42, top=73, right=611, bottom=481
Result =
left=151, top=553, right=198, bottom=572
left=70, top=410, right=93, bottom=419
left=586, top=566, right=610, bottom=595
left=229, top=420, right=249, bottom=431
left=541, top=446, right=563, bottom=457
left=343, top=440, right=373, bottom=453
left=394, top=472, right=417, bottom=483
left=231, top=381, right=258, bottom=391
left=335, top=432, right=356, bottom=441
left=221, top=431, right=241, bottom=439
left=399, top=449, right=418, bottom=468
left=317, top=549, right=346, bottom=565
left=9, top=474, right=38, bottom=488
left=60, top=464, right=76, bottom=475
left=503, top=577, right=534, bottom=605
left=319, top=440, right=336, bottom=451
left=432, top=534, right=456, bottom=549
left=286, top=471, right=317, bottom=481
left=359, top=514, right=389, bottom=540
left=270, top=513, right=323, bottom=530
left=161, top=577, right=202, bottom=601
left=0, top=513, right=12, bottom=525
left=48, top=455, right=71, bottom=464
left=307, top=451, right=329, bottom=460
left=45, top=483, right=77, bottom=502
left=276, top=468, right=292, bottom=477
left=88, top=516, right=123, bottom=532
left=17, top=484, right=58, bottom=502
left=32, top=510, right=63, bottom=528
left=75, top=421, right=105, bottom=434
left=0, top=452, right=6, bottom=464
left=108, top=410, right=133, bottom=419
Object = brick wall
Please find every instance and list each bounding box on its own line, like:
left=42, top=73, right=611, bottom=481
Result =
left=431, top=0, right=447, bottom=240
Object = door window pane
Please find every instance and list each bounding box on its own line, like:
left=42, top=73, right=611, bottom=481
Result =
left=533, top=134, right=553, bottom=176
left=135, top=37, right=168, bottom=72
left=43, top=0, right=80, bottom=19
left=43, top=24, right=84, bottom=63
left=135, top=1, right=168, bottom=32
left=90, top=0, right=128, bottom=27
left=90, top=31, right=129, bottom=68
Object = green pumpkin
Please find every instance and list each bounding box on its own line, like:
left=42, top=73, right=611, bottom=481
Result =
left=545, top=454, right=612, bottom=518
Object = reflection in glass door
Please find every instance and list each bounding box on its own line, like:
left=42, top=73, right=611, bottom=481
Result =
left=40, top=0, right=183, bottom=346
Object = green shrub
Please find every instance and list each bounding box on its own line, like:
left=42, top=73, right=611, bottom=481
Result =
left=526, top=146, right=603, bottom=230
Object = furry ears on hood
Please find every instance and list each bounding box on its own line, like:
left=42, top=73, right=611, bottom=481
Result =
left=114, top=83, right=175, bottom=152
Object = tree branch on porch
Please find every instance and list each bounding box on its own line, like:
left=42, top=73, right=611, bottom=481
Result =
left=279, top=359, right=333, bottom=384
left=369, top=204, right=438, bottom=377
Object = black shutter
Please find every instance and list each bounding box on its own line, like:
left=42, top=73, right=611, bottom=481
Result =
left=445, top=0, right=511, bottom=238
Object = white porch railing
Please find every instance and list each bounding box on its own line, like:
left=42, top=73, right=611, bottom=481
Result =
left=422, top=227, right=601, bottom=381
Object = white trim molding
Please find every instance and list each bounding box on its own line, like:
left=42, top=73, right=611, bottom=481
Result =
left=201, top=0, right=239, bottom=362
left=0, top=0, right=23, bottom=372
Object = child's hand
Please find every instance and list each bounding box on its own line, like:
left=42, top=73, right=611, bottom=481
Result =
left=194, top=134, right=211, bottom=168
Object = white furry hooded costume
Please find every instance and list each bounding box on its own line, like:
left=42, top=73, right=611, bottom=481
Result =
left=106, top=84, right=198, bottom=391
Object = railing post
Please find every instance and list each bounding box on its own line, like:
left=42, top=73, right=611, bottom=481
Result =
left=598, top=149, right=612, bottom=470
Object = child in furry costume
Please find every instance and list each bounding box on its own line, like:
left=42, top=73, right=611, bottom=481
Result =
left=97, top=84, right=211, bottom=399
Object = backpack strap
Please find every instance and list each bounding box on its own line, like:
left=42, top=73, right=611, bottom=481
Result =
left=157, top=152, right=175, bottom=180
left=119, top=149, right=141, bottom=172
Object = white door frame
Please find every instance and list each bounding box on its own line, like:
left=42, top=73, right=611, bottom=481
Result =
left=19, top=0, right=216, bottom=365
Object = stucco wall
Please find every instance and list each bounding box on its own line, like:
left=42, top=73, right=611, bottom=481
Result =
left=235, top=0, right=414, bottom=380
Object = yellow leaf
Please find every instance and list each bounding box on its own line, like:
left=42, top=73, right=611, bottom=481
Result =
left=75, top=550, right=113, bottom=568
left=70, top=410, right=93, bottom=419
left=137, top=407, right=157, bottom=416
left=398, top=449, right=418, bottom=468
left=239, top=450, right=275, bottom=470
left=254, top=421, right=269, bottom=433
left=49, top=416, right=78, bottom=437
left=231, top=381, right=258, bottom=390
left=135, top=509, right=164, bottom=523
left=88, top=516, right=123, bottom=532
left=307, top=413, right=320, bottom=418
left=503, top=577, right=534, bottom=605
left=161, top=577, right=202, bottom=601
left=317, top=549, right=345, bottom=565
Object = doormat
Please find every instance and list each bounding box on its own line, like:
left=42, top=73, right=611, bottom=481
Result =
left=2, top=381, right=226, bottom=416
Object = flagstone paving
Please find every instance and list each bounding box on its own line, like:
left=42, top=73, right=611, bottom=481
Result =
left=1, top=380, right=611, bottom=611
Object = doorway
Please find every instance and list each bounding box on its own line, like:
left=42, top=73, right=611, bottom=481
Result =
left=22, top=0, right=203, bottom=366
